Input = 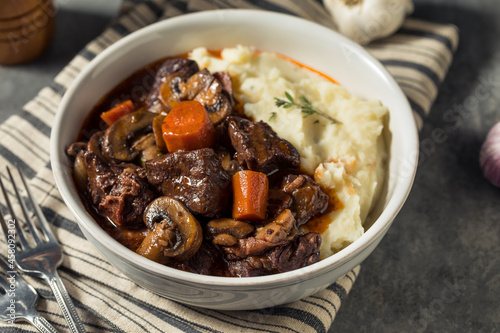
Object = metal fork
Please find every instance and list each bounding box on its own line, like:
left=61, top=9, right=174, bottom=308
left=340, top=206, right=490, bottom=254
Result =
left=0, top=166, right=86, bottom=333
left=0, top=256, right=59, bottom=332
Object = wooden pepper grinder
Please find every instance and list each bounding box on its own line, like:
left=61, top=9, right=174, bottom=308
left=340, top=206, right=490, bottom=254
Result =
left=0, top=0, right=56, bottom=65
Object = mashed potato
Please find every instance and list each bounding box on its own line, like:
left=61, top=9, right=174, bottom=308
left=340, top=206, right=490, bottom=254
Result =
left=189, top=46, right=388, bottom=258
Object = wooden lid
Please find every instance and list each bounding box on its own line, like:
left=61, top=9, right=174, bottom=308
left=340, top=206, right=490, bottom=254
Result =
left=0, top=0, right=50, bottom=20
left=0, top=0, right=55, bottom=65
left=0, top=0, right=54, bottom=30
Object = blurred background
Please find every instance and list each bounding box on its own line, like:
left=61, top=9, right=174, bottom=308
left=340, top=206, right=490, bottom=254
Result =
left=0, top=0, right=122, bottom=124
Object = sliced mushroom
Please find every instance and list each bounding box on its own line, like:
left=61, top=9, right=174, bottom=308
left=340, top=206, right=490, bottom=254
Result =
left=72, top=151, right=88, bottom=193
left=145, top=58, right=199, bottom=108
left=212, top=234, right=238, bottom=246
left=219, top=150, right=232, bottom=171
left=183, top=69, right=214, bottom=100
left=177, top=69, right=234, bottom=125
left=203, top=92, right=233, bottom=125
left=132, top=133, right=158, bottom=164
left=138, top=197, right=203, bottom=262
left=66, top=142, right=90, bottom=192
left=217, top=150, right=241, bottom=177
left=88, top=131, right=108, bottom=162
left=101, top=110, right=156, bottom=162
left=66, top=141, right=87, bottom=157
left=148, top=64, right=234, bottom=125
left=135, top=220, right=173, bottom=263
left=158, top=72, right=186, bottom=111
left=193, top=77, right=220, bottom=106
left=206, top=218, right=254, bottom=246
left=152, top=114, right=167, bottom=153
left=192, top=73, right=233, bottom=125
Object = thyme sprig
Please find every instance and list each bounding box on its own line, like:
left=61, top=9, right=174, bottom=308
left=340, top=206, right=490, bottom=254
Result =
left=273, top=91, right=341, bottom=124
left=269, top=112, right=277, bottom=122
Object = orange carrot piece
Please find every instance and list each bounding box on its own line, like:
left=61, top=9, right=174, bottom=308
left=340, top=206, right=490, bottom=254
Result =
left=161, top=100, right=215, bottom=152
left=100, top=100, right=136, bottom=126
left=232, top=170, right=269, bottom=221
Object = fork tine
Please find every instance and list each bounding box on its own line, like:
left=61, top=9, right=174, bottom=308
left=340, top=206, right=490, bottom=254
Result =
left=7, top=167, right=44, bottom=245
left=0, top=255, right=14, bottom=274
left=0, top=274, right=8, bottom=291
left=0, top=175, right=30, bottom=251
left=16, top=166, right=56, bottom=242
left=0, top=256, right=15, bottom=290
left=0, top=207, right=10, bottom=245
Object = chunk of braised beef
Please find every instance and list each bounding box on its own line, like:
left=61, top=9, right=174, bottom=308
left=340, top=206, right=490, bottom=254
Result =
left=179, top=241, right=229, bottom=276
left=145, top=58, right=199, bottom=108
left=158, top=58, right=200, bottom=82
left=227, top=233, right=321, bottom=277
left=281, top=174, right=329, bottom=226
left=213, top=71, right=234, bottom=96
left=254, top=209, right=296, bottom=243
left=222, top=210, right=297, bottom=261
left=227, top=116, right=300, bottom=175
left=82, top=151, right=155, bottom=227
left=267, top=189, right=292, bottom=219
left=214, top=119, right=233, bottom=149
left=223, top=237, right=288, bottom=261
left=82, top=151, right=115, bottom=205
left=145, top=148, right=231, bottom=218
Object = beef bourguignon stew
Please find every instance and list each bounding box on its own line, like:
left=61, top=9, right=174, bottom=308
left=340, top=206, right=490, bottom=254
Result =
left=66, top=55, right=331, bottom=277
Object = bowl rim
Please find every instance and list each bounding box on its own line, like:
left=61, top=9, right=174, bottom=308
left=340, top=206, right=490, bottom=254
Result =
left=50, top=9, right=419, bottom=287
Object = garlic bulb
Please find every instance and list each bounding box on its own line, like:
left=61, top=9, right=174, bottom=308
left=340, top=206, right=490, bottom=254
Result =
left=323, top=0, right=414, bottom=44
left=480, top=122, right=500, bottom=187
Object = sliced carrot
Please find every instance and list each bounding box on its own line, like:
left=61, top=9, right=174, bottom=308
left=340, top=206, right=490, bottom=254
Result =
left=161, top=100, right=215, bottom=152
left=100, top=100, right=136, bottom=126
left=232, top=170, right=269, bottom=221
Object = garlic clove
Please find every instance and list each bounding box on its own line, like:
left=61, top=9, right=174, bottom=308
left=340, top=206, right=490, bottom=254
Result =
left=480, top=122, right=500, bottom=187
left=323, top=0, right=414, bottom=44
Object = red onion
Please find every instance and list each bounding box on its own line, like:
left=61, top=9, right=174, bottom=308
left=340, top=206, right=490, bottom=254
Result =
left=480, top=122, right=500, bottom=187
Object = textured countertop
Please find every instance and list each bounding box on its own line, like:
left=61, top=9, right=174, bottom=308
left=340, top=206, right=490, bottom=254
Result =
left=1, top=1, right=499, bottom=332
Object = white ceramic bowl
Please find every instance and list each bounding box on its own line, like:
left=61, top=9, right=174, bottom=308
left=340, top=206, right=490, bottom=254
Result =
left=50, top=9, right=418, bottom=310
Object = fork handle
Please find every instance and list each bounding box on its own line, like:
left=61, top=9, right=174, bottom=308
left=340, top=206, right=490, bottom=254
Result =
left=47, top=271, right=87, bottom=333
left=31, top=315, right=60, bottom=333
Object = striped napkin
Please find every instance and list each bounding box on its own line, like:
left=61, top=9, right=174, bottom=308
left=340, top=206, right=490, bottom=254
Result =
left=0, top=0, right=458, bottom=332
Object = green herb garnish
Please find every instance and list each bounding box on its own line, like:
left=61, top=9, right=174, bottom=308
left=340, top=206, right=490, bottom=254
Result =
left=274, top=91, right=341, bottom=124
left=269, top=112, right=277, bottom=122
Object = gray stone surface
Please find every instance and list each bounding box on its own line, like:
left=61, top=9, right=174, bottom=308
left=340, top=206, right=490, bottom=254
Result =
left=0, top=1, right=499, bottom=332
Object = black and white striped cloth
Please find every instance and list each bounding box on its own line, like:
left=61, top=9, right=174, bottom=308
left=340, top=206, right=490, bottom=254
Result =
left=0, top=0, right=458, bottom=332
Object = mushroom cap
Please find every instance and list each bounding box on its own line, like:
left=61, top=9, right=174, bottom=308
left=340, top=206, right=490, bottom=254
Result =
left=102, top=110, right=157, bottom=162
left=143, top=196, right=203, bottom=261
